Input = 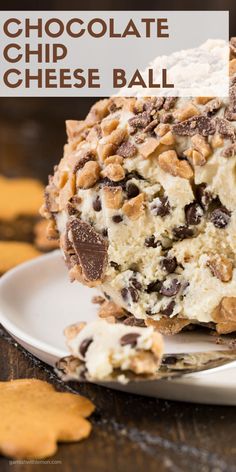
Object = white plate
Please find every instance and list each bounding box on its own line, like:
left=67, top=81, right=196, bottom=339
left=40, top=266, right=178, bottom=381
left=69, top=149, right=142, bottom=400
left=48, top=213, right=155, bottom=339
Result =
left=0, top=250, right=236, bottom=405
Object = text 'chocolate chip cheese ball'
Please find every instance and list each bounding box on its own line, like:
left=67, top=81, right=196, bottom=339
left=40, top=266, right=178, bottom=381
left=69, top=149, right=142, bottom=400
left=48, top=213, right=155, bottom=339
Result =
left=41, top=38, right=236, bottom=335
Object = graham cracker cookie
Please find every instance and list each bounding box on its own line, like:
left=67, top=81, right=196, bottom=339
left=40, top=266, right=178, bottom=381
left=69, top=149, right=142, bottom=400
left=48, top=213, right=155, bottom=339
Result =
left=0, top=175, right=43, bottom=220
left=0, top=379, right=95, bottom=459
left=0, top=241, right=41, bottom=274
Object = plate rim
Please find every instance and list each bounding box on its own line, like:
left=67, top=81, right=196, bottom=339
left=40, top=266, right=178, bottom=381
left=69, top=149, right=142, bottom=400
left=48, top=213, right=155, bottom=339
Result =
left=0, top=250, right=68, bottom=359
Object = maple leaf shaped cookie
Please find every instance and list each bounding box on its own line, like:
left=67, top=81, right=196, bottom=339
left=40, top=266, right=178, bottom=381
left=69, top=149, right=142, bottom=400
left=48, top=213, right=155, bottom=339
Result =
left=0, top=379, right=95, bottom=459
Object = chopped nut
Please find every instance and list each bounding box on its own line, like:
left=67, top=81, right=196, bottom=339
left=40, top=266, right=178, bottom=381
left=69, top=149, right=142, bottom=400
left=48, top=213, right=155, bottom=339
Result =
left=158, top=150, right=193, bottom=179
left=104, top=128, right=127, bottom=146
left=98, top=301, right=125, bottom=319
left=191, top=134, right=211, bottom=158
left=229, top=58, right=236, bottom=76
left=47, top=219, right=59, bottom=240
left=154, top=123, right=170, bottom=137
left=129, top=351, right=157, bottom=374
left=174, top=104, right=199, bottom=122
left=207, top=255, right=233, bottom=283
left=213, top=297, right=236, bottom=325
left=103, top=186, right=123, bottom=209
left=104, top=155, right=124, bottom=165
left=139, top=137, right=159, bottom=158
left=76, top=161, right=100, bottom=189
left=97, top=143, right=116, bottom=162
left=66, top=120, right=88, bottom=141
left=92, top=295, right=105, bottom=305
left=58, top=175, right=76, bottom=210
left=101, top=118, right=119, bottom=136
left=86, top=98, right=109, bottom=124
left=122, top=193, right=145, bottom=220
left=192, top=149, right=206, bottom=166
left=145, top=317, right=191, bottom=335
left=160, top=131, right=175, bottom=145
left=195, top=97, right=213, bottom=105
left=57, top=171, right=69, bottom=189
left=64, top=322, right=86, bottom=340
left=211, top=134, right=224, bottom=149
left=101, top=163, right=125, bottom=182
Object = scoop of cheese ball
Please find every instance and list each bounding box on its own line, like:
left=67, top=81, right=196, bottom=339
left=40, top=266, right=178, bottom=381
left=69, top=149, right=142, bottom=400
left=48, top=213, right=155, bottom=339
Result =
left=41, top=39, right=236, bottom=335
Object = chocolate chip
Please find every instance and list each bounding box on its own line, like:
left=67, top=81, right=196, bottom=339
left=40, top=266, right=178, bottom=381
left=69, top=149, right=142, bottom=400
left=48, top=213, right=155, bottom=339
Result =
left=162, top=355, right=178, bottom=365
left=102, top=228, right=108, bottom=237
left=93, top=196, right=102, bottom=212
left=110, top=261, right=119, bottom=269
left=173, top=226, right=194, bottom=240
left=120, top=333, right=140, bottom=347
left=79, top=337, right=93, bottom=358
left=147, top=280, right=162, bottom=293
left=127, top=182, right=140, bottom=199
left=160, top=257, right=177, bottom=273
left=129, top=286, right=139, bottom=302
left=151, top=196, right=170, bottom=217
left=210, top=207, right=231, bottom=229
left=130, top=277, right=142, bottom=290
left=121, top=286, right=139, bottom=303
left=144, top=235, right=159, bottom=248
left=160, top=300, right=175, bottom=316
left=159, top=279, right=181, bottom=297
left=117, top=140, right=137, bottom=158
left=196, top=183, right=212, bottom=209
left=100, top=177, right=126, bottom=190
left=69, top=218, right=108, bottom=281
left=185, top=202, right=203, bottom=225
left=172, top=115, right=216, bottom=137
left=112, top=215, right=123, bottom=223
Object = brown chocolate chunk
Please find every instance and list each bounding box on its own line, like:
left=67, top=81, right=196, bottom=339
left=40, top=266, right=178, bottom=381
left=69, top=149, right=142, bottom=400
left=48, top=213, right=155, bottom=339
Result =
left=160, top=257, right=177, bottom=274
left=160, top=300, right=175, bottom=316
left=160, top=112, right=173, bottom=123
left=69, top=218, right=108, bottom=282
left=151, top=196, right=170, bottom=217
left=159, top=279, right=181, bottom=297
left=173, top=226, right=194, bottom=240
left=79, top=337, right=93, bottom=358
left=117, top=140, right=137, bottom=158
left=215, top=118, right=235, bottom=141
left=210, top=207, right=231, bottom=229
left=172, top=115, right=216, bottom=137
left=123, top=317, right=145, bottom=327
left=163, top=97, right=177, bottom=111
left=185, top=202, right=203, bottom=225
left=128, top=112, right=151, bottom=131
left=92, top=196, right=102, bottom=212
left=196, top=183, right=212, bottom=209
left=126, top=182, right=140, bottom=199
left=73, top=152, right=95, bottom=173
left=144, top=119, right=159, bottom=133
left=120, top=333, right=140, bottom=347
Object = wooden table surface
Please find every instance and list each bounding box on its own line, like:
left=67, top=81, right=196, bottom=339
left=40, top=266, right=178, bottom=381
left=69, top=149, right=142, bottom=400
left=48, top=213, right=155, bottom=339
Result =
left=0, top=98, right=236, bottom=472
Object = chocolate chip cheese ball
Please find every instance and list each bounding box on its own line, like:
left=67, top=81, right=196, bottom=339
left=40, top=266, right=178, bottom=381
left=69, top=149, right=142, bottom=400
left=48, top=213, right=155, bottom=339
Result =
left=63, top=320, right=164, bottom=381
left=41, top=39, right=236, bottom=335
